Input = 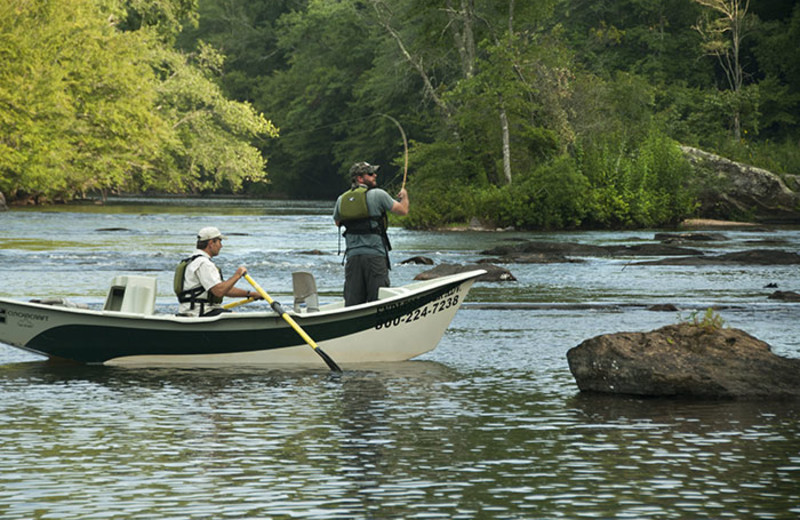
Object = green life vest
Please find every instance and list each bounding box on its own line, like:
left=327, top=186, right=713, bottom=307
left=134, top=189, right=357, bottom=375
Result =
left=337, top=186, right=392, bottom=268
left=338, top=186, right=388, bottom=235
left=174, top=255, right=224, bottom=306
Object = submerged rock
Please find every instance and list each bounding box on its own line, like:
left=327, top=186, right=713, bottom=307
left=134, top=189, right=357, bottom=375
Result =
left=636, top=249, right=800, bottom=266
left=481, top=241, right=702, bottom=260
left=567, top=323, right=800, bottom=399
left=647, top=304, right=679, bottom=312
left=414, top=263, right=516, bottom=282
left=654, top=232, right=728, bottom=243
left=480, top=253, right=583, bottom=264
left=401, top=256, right=435, bottom=265
left=768, top=290, right=800, bottom=302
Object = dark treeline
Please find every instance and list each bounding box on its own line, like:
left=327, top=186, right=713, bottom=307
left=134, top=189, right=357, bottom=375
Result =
left=3, top=0, right=799, bottom=229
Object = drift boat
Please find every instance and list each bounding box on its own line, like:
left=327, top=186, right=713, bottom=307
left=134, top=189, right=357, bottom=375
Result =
left=0, top=269, right=484, bottom=367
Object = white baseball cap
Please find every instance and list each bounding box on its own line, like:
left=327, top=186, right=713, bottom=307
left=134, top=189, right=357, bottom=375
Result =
left=197, top=226, right=225, bottom=241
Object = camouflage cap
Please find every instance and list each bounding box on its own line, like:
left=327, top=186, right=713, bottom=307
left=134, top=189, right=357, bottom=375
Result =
left=349, top=161, right=379, bottom=178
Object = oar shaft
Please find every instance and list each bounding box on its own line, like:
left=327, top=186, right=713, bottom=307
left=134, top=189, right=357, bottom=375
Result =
left=222, top=297, right=255, bottom=310
left=244, top=274, right=342, bottom=372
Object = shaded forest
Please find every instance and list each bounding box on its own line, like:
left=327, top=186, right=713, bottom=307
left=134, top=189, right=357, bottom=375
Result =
left=2, top=0, right=799, bottom=229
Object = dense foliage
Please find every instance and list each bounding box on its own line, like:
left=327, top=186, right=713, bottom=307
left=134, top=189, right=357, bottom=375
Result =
left=0, top=0, right=277, bottom=202
left=3, top=0, right=798, bottom=229
left=180, top=0, right=797, bottom=229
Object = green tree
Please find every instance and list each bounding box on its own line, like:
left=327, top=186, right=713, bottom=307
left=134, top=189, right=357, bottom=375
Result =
left=750, top=3, right=800, bottom=140
left=249, top=0, right=383, bottom=198
left=0, top=0, right=276, bottom=202
left=144, top=43, right=278, bottom=193
left=111, top=0, right=199, bottom=41
left=177, top=0, right=305, bottom=101
left=693, top=0, right=752, bottom=141
left=0, top=0, right=170, bottom=200
left=170, top=0, right=797, bottom=227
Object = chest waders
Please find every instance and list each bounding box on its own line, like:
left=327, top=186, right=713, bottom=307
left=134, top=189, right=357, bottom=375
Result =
left=337, top=186, right=392, bottom=268
left=173, top=255, right=224, bottom=316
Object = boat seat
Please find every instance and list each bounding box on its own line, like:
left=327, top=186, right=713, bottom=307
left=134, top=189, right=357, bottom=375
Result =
left=104, top=275, right=157, bottom=315
left=378, top=286, right=412, bottom=299
left=292, top=271, right=319, bottom=313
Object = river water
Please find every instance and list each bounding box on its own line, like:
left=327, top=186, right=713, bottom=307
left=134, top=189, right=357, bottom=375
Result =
left=1, top=198, right=799, bottom=519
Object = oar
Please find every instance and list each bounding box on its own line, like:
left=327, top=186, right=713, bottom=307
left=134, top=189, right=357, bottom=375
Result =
left=223, top=296, right=256, bottom=310
left=244, top=273, right=342, bottom=373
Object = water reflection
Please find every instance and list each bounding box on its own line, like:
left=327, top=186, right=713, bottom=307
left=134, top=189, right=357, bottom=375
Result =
left=2, top=357, right=800, bottom=519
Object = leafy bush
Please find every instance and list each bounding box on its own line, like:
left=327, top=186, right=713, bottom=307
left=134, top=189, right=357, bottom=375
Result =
left=578, top=128, right=697, bottom=228
left=472, top=157, right=588, bottom=229
left=406, top=128, right=697, bottom=230
left=402, top=140, right=483, bottom=229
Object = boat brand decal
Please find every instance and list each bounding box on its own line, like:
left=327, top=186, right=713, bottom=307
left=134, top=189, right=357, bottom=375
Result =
left=375, top=285, right=461, bottom=330
left=5, top=309, right=49, bottom=328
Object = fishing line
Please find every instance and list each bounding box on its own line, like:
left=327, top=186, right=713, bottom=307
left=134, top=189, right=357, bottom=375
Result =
left=272, top=112, right=410, bottom=191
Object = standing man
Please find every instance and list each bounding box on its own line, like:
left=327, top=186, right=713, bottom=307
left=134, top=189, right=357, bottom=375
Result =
left=334, top=161, right=409, bottom=306
left=174, top=226, right=261, bottom=317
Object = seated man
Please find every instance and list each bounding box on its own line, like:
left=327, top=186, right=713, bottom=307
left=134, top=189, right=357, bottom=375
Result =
left=174, top=226, right=260, bottom=316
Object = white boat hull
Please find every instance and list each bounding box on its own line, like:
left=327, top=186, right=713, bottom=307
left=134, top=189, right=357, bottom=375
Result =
left=0, top=270, right=484, bottom=367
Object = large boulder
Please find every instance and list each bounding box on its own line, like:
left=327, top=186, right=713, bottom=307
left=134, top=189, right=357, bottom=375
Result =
left=567, top=323, right=800, bottom=399
left=681, top=146, right=800, bottom=224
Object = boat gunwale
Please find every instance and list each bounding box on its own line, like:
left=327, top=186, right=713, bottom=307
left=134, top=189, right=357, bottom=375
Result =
left=0, top=269, right=487, bottom=325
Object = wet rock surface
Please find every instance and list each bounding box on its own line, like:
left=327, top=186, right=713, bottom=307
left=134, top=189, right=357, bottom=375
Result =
left=768, top=290, right=800, bottom=302
left=414, top=263, right=516, bottom=282
left=634, top=249, right=800, bottom=266
left=567, top=323, right=800, bottom=399
left=481, top=240, right=703, bottom=259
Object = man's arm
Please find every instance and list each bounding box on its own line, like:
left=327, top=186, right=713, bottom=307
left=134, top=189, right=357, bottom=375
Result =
left=209, top=266, right=258, bottom=299
left=391, top=188, right=409, bottom=216
left=333, top=196, right=341, bottom=227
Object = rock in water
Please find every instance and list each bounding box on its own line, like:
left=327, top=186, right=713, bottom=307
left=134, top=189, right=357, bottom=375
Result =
left=414, top=263, right=516, bottom=282
left=567, top=323, right=800, bottom=399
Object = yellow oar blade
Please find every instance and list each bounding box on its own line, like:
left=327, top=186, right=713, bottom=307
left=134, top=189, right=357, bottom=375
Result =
left=244, top=274, right=342, bottom=372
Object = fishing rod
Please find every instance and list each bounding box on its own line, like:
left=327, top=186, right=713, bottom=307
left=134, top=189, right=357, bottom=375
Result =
left=378, top=113, right=408, bottom=191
